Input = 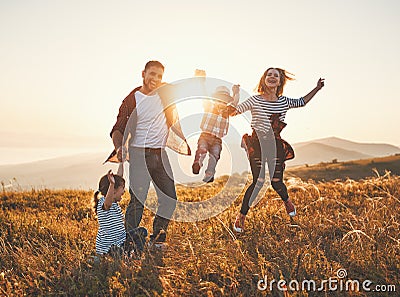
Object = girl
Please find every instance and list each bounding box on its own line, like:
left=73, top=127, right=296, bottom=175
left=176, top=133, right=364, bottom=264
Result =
left=94, top=170, right=147, bottom=256
left=231, top=68, right=325, bottom=232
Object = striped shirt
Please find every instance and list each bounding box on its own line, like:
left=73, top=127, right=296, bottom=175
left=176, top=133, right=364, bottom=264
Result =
left=236, top=95, right=305, bottom=134
left=95, top=197, right=126, bottom=255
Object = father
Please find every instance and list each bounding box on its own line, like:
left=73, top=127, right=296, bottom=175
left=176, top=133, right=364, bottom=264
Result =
left=110, top=60, right=191, bottom=245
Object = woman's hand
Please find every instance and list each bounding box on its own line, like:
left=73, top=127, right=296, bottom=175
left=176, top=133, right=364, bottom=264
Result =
left=232, top=84, right=240, bottom=106
left=303, top=78, right=326, bottom=104
left=317, top=78, right=325, bottom=90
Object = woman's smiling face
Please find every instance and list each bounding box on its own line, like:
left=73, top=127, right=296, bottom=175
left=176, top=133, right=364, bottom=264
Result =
left=264, top=68, right=281, bottom=88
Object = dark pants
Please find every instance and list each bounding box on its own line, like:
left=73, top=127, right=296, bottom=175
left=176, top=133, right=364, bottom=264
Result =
left=126, top=147, right=177, bottom=237
left=240, top=130, right=289, bottom=215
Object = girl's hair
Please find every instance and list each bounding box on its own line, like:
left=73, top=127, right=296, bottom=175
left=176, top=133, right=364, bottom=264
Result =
left=256, top=68, right=295, bottom=96
left=93, top=173, right=125, bottom=214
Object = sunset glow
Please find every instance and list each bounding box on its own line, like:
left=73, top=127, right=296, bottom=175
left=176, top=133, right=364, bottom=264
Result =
left=1, top=0, right=399, bottom=164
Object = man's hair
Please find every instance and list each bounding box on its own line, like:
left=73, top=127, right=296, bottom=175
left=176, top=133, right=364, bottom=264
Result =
left=144, top=60, right=165, bottom=71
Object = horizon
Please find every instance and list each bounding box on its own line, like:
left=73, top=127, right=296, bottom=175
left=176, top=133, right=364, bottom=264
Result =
left=1, top=135, right=399, bottom=166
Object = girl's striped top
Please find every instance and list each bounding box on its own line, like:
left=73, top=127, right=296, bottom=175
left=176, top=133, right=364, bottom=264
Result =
left=96, top=197, right=126, bottom=255
left=236, top=95, right=305, bottom=134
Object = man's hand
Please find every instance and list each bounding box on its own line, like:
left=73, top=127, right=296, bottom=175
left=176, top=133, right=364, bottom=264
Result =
left=116, top=146, right=123, bottom=162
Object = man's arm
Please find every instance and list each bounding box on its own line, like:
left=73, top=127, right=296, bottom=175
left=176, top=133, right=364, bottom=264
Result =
left=111, top=130, right=124, bottom=161
left=109, top=89, right=138, bottom=161
left=226, top=84, right=241, bottom=116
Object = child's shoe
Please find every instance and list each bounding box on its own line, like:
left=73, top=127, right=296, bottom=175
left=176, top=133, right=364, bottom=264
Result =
left=202, top=173, right=214, bottom=183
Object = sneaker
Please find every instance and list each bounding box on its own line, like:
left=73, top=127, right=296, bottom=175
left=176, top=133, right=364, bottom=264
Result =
left=134, top=227, right=148, bottom=252
left=202, top=174, right=214, bottom=183
left=233, top=213, right=246, bottom=233
left=284, top=199, right=296, bottom=217
left=192, top=162, right=201, bottom=174
left=149, top=230, right=167, bottom=248
left=126, top=227, right=148, bottom=257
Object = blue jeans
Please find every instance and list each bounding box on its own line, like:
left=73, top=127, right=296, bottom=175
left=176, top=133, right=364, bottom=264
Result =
left=126, top=147, right=177, bottom=237
left=194, top=132, right=222, bottom=176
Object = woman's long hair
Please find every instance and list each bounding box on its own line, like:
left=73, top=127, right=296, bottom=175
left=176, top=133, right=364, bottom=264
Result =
left=256, top=68, right=295, bottom=97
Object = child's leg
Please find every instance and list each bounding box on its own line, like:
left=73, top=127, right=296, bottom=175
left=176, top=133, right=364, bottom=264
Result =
left=204, top=137, right=222, bottom=177
left=193, top=133, right=209, bottom=174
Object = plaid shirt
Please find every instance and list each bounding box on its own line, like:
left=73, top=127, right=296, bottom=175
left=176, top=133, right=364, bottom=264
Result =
left=200, top=107, right=229, bottom=138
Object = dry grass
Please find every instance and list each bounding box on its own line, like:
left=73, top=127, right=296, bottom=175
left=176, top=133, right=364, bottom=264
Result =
left=1, top=173, right=399, bottom=296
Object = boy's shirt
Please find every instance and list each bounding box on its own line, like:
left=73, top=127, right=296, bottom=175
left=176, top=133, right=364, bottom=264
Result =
left=200, top=103, right=229, bottom=138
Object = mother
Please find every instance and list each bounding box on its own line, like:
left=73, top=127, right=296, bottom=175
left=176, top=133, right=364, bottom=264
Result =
left=231, top=68, right=325, bottom=232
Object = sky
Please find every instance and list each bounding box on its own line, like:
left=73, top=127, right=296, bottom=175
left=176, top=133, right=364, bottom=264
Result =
left=1, top=0, right=400, bottom=165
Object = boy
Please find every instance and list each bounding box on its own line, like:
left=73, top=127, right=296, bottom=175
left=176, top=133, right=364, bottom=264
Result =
left=192, top=84, right=239, bottom=182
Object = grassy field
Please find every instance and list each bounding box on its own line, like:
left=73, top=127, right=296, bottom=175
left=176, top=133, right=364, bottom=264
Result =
left=1, top=170, right=399, bottom=296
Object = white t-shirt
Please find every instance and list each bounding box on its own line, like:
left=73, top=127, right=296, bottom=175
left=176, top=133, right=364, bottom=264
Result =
left=131, top=91, right=169, bottom=148
left=95, top=197, right=126, bottom=255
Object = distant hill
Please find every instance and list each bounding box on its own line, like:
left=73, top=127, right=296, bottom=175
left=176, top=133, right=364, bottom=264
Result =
left=287, top=142, right=373, bottom=166
left=0, top=150, right=247, bottom=190
left=287, top=154, right=400, bottom=181
left=1, top=137, right=399, bottom=189
left=0, top=152, right=119, bottom=190
left=294, top=136, right=400, bottom=156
